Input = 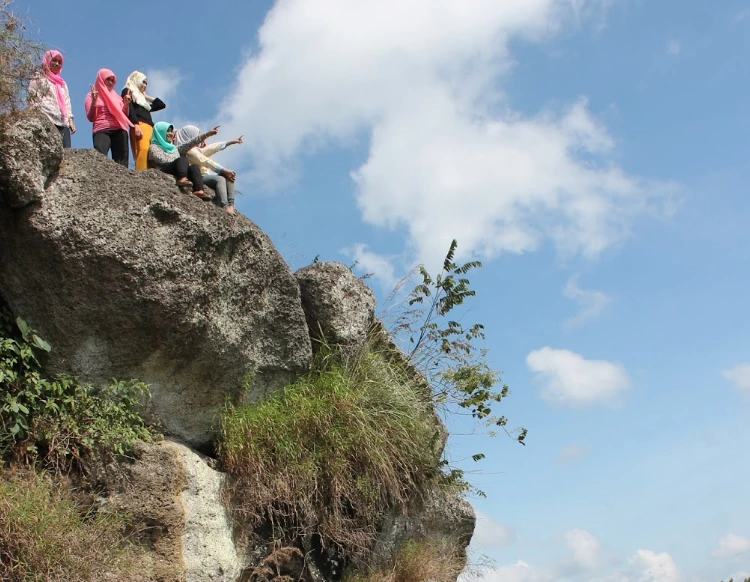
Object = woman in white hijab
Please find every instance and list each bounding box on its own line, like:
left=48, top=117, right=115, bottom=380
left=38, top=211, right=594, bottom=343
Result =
left=174, top=125, right=244, bottom=215
left=122, top=71, right=167, bottom=170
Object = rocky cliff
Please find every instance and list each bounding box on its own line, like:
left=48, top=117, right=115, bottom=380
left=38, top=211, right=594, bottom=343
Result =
left=0, top=110, right=474, bottom=582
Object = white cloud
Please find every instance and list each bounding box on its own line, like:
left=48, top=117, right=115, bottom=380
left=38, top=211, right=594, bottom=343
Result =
left=565, top=528, right=601, bottom=570
left=563, top=275, right=612, bottom=328
left=341, top=243, right=398, bottom=290
left=462, top=561, right=556, bottom=582
left=471, top=510, right=516, bottom=549
left=666, top=40, right=681, bottom=56
left=213, top=0, right=675, bottom=267
left=722, top=364, right=750, bottom=397
left=712, top=534, right=750, bottom=558
left=629, top=550, right=679, bottom=582
left=556, top=444, right=589, bottom=465
left=144, top=67, right=184, bottom=106
left=526, top=347, right=630, bottom=406
left=465, top=541, right=681, bottom=582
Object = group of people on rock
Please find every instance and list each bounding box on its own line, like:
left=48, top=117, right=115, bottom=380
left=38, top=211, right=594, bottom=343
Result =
left=27, top=50, right=242, bottom=215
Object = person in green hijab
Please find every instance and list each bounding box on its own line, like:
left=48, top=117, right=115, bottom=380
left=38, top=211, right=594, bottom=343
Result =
left=148, top=121, right=218, bottom=200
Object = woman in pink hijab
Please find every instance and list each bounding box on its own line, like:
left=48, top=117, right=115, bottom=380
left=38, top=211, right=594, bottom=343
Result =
left=27, top=50, right=75, bottom=148
left=84, top=69, right=134, bottom=167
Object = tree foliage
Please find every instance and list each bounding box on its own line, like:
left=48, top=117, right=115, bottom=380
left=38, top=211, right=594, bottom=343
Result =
left=389, top=239, right=526, bottom=445
left=0, top=0, right=42, bottom=114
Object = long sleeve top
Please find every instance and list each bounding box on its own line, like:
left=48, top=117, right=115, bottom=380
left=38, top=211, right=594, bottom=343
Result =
left=27, top=74, right=73, bottom=127
left=84, top=93, right=128, bottom=133
left=122, top=89, right=166, bottom=127
left=147, top=130, right=215, bottom=168
left=186, top=142, right=228, bottom=176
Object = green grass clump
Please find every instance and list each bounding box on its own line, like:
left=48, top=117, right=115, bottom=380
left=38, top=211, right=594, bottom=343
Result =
left=218, top=347, right=443, bottom=560
left=0, top=467, right=140, bottom=581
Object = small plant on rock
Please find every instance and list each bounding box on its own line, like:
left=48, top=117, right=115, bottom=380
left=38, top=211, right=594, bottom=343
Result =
left=0, top=301, right=158, bottom=472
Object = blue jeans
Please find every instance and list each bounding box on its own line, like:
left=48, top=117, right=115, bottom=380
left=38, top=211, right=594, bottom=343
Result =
left=203, top=174, right=235, bottom=207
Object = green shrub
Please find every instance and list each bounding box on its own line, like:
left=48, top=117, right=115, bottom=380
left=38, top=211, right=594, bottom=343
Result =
left=0, top=303, right=158, bottom=472
left=218, top=345, right=443, bottom=561
left=0, top=466, right=140, bottom=581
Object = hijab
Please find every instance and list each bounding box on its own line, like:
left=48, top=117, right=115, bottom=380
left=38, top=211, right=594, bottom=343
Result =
left=124, top=70, right=150, bottom=111
left=42, top=50, right=68, bottom=117
left=93, top=68, right=133, bottom=130
left=174, top=125, right=200, bottom=147
left=151, top=121, right=177, bottom=154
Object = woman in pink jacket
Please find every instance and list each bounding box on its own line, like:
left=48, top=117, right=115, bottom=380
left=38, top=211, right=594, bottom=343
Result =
left=83, top=69, right=134, bottom=167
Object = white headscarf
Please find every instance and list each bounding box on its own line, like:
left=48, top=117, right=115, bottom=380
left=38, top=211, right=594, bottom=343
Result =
left=124, top=70, right=150, bottom=110
left=174, top=125, right=201, bottom=147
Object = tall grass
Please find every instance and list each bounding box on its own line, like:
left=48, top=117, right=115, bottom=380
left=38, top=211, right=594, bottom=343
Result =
left=218, top=345, right=443, bottom=561
left=0, top=467, right=140, bottom=581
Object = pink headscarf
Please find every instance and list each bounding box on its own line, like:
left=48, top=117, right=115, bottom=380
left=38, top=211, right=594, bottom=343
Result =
left=93, top=68, right=133, bottom=130
left=42, top=50, right=68, bottom=118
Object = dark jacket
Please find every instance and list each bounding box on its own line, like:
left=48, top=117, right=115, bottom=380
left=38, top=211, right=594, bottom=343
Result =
left=122, top=89, right=166, bottom=127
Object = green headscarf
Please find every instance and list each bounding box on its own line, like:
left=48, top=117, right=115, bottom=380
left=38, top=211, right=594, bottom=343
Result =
left=151, top=121, right=177, bottom=154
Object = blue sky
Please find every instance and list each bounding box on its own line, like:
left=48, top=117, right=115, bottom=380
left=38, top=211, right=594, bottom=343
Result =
left=14, top=0, right=750, bottom=580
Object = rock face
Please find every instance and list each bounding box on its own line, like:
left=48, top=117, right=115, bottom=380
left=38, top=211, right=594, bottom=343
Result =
left=372, top=488, right=476, bottom=568
left=0, top=111, right=475, bottom=581
left=0, top=109, right=63, bottom=207
left=0, top=112, right=312, bottom=448
left=295, top=261, right=376, bottom=356
left=97, top=440, right=243, bottom=582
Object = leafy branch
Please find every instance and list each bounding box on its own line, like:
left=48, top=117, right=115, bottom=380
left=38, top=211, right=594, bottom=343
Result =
left=389, top=239, right=526, bottom=445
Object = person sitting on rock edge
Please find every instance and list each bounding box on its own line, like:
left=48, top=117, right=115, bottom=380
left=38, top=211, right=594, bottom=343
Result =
left=148, top=121, right=218, bottom=200
left=123, top=71, right=166, bottom=171
left=174, top=125, right=243, bottom=215
left=84, top=68, right=134, bottom=167
left=28, top=50, right=75, bottom=147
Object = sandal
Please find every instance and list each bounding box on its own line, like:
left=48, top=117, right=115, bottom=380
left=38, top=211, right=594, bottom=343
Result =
left=176, top=178, right=192, bottom=187
left=193, top=190, right=212, bottom=201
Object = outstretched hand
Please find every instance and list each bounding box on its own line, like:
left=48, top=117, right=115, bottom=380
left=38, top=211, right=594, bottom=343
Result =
left=221, top=168, right=237, bottom=182
left=207, top=125, right=220, bottom=137
left=228, top=135, right=244, bottom=147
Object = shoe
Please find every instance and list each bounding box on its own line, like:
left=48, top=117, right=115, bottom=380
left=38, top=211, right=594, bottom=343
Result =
left=176, top=178, right=192, bottom=187
left=193, top=190, right=212, bottom=200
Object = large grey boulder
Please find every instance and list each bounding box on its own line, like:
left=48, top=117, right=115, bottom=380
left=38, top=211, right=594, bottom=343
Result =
left=0, top=137, right=312, bottom=447
left=295, top=261, right=376, bottom=356
left=0, top=109, right=63, bottom=207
